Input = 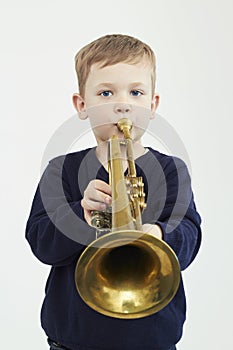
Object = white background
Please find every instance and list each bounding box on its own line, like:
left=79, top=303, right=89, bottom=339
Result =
left=1, top=0, right=232, bottom=349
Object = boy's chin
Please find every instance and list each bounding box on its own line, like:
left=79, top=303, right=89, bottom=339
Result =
left=94, top=125, right=122, bottom=141
left=130, top=127, right=145, bottom=142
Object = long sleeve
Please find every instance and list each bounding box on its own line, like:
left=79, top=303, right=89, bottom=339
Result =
left=156, top=159, right=201, bottom=271
left=139, top=148, right=202, bottom=271
left=25, top=153, right=96, bottom=266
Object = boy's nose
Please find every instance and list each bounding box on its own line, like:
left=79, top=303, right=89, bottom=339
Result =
left=114, top=103, right=132, bottom=114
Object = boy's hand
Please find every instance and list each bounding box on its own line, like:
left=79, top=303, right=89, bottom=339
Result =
left=81, top=179, right=112, bottom=226
left=81, top=181, right=163, bottom=240
left=142, top=224, right=163, bottom=240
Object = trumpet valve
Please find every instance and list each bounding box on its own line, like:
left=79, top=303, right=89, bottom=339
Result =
left=91, top=210, right=112, bottom=229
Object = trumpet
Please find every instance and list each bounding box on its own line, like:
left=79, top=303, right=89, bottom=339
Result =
left=75, top=118, right=180, bottom=319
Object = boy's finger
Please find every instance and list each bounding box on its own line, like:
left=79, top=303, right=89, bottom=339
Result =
left=93, top=179, right=112, bottom=195
left=84, top=187, right=111, bottom=205
left=94, top=190, right=112, bottom=205
left=81, top=198, right=107, bottom=211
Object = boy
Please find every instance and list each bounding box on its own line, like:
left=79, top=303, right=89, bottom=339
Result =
left=26, top=34, right=201, bottom=350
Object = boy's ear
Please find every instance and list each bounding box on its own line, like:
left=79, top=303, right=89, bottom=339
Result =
left=72, top=93, right=88, bottom=120
left=150, top=93, right=160, bottom=119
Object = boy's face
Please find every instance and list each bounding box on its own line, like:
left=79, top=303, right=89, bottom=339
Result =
left=73, top=60, right=159, bottom=143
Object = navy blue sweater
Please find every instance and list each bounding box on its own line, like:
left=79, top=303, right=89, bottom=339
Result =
left=26, top=147, right=201, bottom=350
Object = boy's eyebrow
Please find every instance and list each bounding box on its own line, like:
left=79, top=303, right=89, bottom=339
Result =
left=95, top=83, right=115, bottom=89
left=95, top=82, right=148, bottom=89
left=129, top=82, right=148, bottom=88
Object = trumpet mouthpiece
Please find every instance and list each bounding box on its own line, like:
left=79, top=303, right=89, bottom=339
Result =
left=117, top=118, right=132, bottom=133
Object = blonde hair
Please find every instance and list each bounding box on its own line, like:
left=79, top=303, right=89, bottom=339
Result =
left=74, top=34, right=156, bottom=96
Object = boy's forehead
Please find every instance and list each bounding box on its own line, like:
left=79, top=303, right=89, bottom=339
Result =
left=87, top=60, right=153, bottom=84
left=90, top=59, right=152, bottom=72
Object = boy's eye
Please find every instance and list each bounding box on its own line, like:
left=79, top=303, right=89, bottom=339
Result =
left=100, top=91, right=113, bottom=97
left=131, top=90, right=143, bottom=96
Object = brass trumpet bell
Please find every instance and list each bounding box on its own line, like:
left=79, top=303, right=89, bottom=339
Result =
left=75, top=230, right=180, bottom=319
